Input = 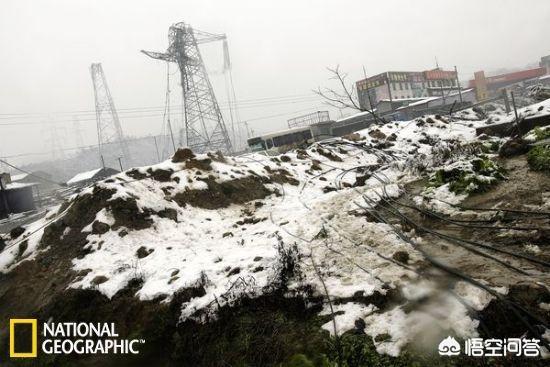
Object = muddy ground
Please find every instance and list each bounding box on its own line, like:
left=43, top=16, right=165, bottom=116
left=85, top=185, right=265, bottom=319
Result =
left=398, top=154, right=550, bottom=341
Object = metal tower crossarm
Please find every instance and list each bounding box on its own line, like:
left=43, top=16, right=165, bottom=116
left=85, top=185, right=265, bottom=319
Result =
left=141, top=21, right=233, bottom=154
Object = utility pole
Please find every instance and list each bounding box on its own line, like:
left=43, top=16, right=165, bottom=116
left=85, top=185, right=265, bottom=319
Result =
left=454, top=66, right=463, bottom=103
left=164, top=63, right=177, bottom=155
left=386, top=72, right=394, bottom=111
left=502, top=89, right=511, bottom=113
left=153, top=136, right=161, bottom=162
left=242, top=121, right=252, bottom=138
left=0, top=173, right=10, bottom=216
left=511, top=91, right=520, bottom=128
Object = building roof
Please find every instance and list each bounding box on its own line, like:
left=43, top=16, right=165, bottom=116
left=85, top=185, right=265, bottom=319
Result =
left=469, top=67, right=546, bottom=87
left=4, top=182, right=36, bottom=190
left=10, top=173, right=29, bottom=181
left=394, top=89, right=474, bottom=110
left=67, top=168, right=104, bottom=185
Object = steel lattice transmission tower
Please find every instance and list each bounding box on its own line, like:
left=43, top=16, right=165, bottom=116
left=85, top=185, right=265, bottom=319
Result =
left=142, top=22, right=233, bottom=154
left=90, top=63, right=131, bottom=168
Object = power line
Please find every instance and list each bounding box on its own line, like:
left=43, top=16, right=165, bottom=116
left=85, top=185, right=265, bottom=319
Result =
left=0, top=93, right=318, bottom=118
left=0, top=159, right=67, bottom=187
left=0, top=97, right=323, bottom=127
left=1, top=106, right=325, bottom=159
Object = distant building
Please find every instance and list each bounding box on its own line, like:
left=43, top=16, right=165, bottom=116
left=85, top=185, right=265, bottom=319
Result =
left=393, top=88, right=476, bottom=120
left=10, top=170, right=57, bottom=194
left=468, top=67, right=547, bottom=100
left=356, top=68, right=459, bottom=110
left=66, top=167, right=120, bottom=187
left=0, top=173, right=36, bottom=219
left=540, top=55, right=550, bottom=74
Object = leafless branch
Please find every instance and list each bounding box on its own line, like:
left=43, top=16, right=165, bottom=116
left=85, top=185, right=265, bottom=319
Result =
left=314, top=65, right=386, bottom=124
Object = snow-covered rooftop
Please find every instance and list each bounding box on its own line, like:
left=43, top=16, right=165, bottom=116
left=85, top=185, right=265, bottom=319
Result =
left=4, top=182, right=36, bottom=190
left=66, top=168, right=103, bottom=185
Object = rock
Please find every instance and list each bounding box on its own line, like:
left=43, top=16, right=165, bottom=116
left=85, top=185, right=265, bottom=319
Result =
left=172, top=148, right=195, bottom=162
left=354, top=318, right=366, bottom=331
left=280, top=155, right=291, bottom=162
left=369, top=129, right=386, bottom=140
left=499, top=137, right=529, bottom=158
left=392, top=251, right=409, bottom=264
left=508, top=282, right=550, bottom=306
left=136, top=246, right=154, bottom=259
left=156, top=208, right=178, bottom=222
left=17, top=241, right=28, bottom=258
left=91, top=221, right=110, bottom=235
left=374, top=333, right=391, bottom=342
left=10, top=226, right=25, bottom=239
left=92, top=275, right=108, bottom=285
left=227, top=267, right=241, bottom=276
left=207, top=151, right=226, bottom=163
left=354, top=175, right=370, bottom=187
left=185, top=158, right=212, bottom=171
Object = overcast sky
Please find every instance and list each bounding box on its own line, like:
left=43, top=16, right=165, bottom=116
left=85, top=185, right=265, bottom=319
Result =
left=1, top=0, right=549, bottom=164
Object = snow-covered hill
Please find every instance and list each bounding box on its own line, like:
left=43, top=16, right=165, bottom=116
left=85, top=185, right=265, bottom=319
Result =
left=2, top=106, right=549, bottom=358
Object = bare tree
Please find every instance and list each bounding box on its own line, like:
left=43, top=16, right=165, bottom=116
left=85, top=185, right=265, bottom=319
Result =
left=315, top=65, right=384, bottom=124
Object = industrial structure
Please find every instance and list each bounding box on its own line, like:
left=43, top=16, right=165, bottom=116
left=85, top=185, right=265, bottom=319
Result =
left=90, top=63, right=131, bottom=170
left=287, top=111, right=331, bottom=128
left=142, top=22, right=233, bottom=154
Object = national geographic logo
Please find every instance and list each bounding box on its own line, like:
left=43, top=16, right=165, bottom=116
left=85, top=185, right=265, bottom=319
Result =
left=10, top=319, right=38, bottom=358
left=9, top=319, right=145, bottom=358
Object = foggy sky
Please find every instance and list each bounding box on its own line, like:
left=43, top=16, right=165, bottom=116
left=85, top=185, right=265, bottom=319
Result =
left=1, top=0, right=549, bottom=165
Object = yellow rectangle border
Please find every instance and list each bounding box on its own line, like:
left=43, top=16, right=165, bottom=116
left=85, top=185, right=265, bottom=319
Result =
left=10, top=319, right=38, bottom=358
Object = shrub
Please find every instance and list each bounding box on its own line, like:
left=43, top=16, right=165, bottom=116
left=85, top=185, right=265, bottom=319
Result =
left=429, top=156, right=505, bottom=194
left=532, top=127, right=550, bottom=141
left=527, top=145, right=550, bottom=171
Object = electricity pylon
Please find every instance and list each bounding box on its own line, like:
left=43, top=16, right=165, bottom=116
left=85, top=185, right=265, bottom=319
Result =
left=142, top=22, right=233, bottom=154
left=90, top=63, right=131, bottom=169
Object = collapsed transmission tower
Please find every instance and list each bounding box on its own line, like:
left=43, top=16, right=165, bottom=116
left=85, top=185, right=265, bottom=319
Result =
left=90, top=63, right=131, bottom=168
left=142, top=22, right=233, bottom=154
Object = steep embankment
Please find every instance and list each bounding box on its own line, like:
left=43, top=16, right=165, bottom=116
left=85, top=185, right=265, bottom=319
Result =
left=1, top=106, right=549, bottom=366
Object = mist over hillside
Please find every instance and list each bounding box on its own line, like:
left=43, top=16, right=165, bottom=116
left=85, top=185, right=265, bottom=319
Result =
left=21, top=134, right=172, bottom=182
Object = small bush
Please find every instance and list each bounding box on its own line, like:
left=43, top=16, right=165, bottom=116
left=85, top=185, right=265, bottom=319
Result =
left=532, top=127, right=550, bottom=141
left=527, top=145, right=550, bottom=171
left=429, top=156, right=505, bottom=194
